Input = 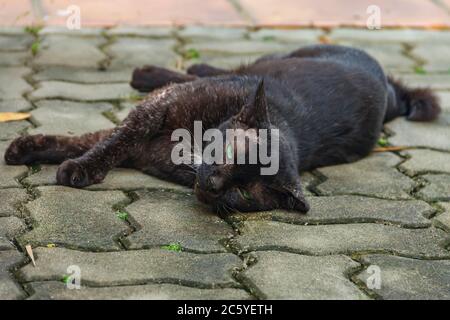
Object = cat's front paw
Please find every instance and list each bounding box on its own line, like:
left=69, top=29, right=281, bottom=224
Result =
left=4, top=135, right=46, bottom=165
left=56, top=159, right=93, bottom=188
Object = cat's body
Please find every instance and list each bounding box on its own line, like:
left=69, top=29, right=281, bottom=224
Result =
left=5, top=44, right=440, bottom=213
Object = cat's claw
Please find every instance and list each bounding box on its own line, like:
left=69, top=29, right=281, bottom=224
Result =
left=56, top=159, right=93, bottom=188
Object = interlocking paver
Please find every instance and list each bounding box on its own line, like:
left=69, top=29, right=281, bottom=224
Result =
left=0, top=141, right=28, bottom=188
left=398, top=74, right=450, bottom=91
left=386, top=114, right=450, bottom=151
left=329, top=29, right=450, bottom=44
left=400, top=149, right=450, bottom=176
left=33, top=35, right=107, bottom=68
left=315, top=153, right=414, bottom=199
left=236, top=221, right=450, bottom=258
left=416, top=174, right=450, bottom=202
left=179, top=26, right=248, bottom=41
left=239, top=251, right=367, bottom=299
left=33, top=66, right=131, bottom=83
left=123, top=190, right=233, bottom=252
left=435, top=202, right=450, bottom=232
left=0, top=34, right=33, bottom=51
left=0, top=216, right=26, bottom=250
left=28, top=81, right=135, bottom=102
left=357, top=255, right=450, bottom=300
left=107, top=26, right=174, bottom=38
left=249, top=29, right=323, bottom=43
left=0, top=99, right=32, bottom=113
left=0, top=250, right=25, bottom=300
left=0, top=67, right=32, bottom=101
left=18, top=247, right=241, bottom=287
left=18, top=186, right=130, bottom=251
left=0, top=52, right=29, bottom=66
left=24, top=165, right=190, bottom=193
left=0, top=188, right=28, bottom=217
left=230, top=195, right=433, bottom=228
left=106, top=38, right=178, bottom=70
left=436, top=91, right=450, bottom=113
left=29, top=100, right=114, bottom=136
left=27, top=281, right=251, bottom=300
left=412, top=44, right=450, bottom=73
left=0, top=121, right=29, bottom=140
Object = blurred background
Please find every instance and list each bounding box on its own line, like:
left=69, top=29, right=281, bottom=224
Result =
left=1, top=0, right=449, bottom=27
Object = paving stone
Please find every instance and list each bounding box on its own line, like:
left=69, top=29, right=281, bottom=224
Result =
left=356, top=254, right=450, bottom=300
left=18, top=186, right=129, bottom=251
left=186, top=40, right=295, bottom=56
left=0, top=99, right=32, bottom=113
left=18, top=247, right=241, bottom=287
left=123, top=190, right=233, bottom=252
left=434, top=202, right=450, bottom=232
left=33, top=66, right=131, bottom=83
left=24, top=165, right=190, bottom=193
left=386, top=114, right=450, bottom=151
left=0, top=141, right=28, bottom=188
left=236, top=221, right=450, bottom=258
left=0, top=188, right=28, bottom=217
left=337, top=42, right=414, bottom=72
left=0, top=67, right=33, bottom=100
left=240, top=251, right=366, bottom=299
left=0, top=121, right=29, bottom=140
left=33, top=35, right=107, bottom=68
left=107, top=26, right=174, bottom=38
left=106, top=38, right=178, bottom=69
left=28, top=281, right=251, bottom=300
left=417, top=174, right=450, bottom=202
left=0, top=51, right=29, bottom=66
left=0, top=250, right=25, bottom=299
left=400, top=149, right=450, bottom=176
left=412, top=44, right=450, bottom=73
left=29, top=100, right=114, bottom=136
left=0, top=34, right=33, bottom=51
left=315, top=153, right=414, bottom=200
left=179, top=26, right=247, bottom=41
left=29, top=81, right=135, bottom=102
left=398, top=74, right=450, bottom=91
left=38, top=27, right=105, bottom=37
left=116, top=101, right=136, bottom=121
left=0, top=27, right=27, bottom=36
left=249, top=28, right=323, bottom=43
left=229, top=195, right=432, bottom=228
left=436, top=91, right=450, bottom=113
left=329, top=29, right=450, bottom=44
left=0, top=216, right=26, bottom=250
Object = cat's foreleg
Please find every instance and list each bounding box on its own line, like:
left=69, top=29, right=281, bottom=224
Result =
left=186, top=64, right=231, bottom=77
left=4, top=129, right=113, bottom=165
left=55, top=101, right=168, bottom=188
left=130, top=65, right=197, bottom=93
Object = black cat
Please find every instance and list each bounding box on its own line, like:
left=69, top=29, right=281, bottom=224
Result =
left=4, top=44, right=440, bottom=213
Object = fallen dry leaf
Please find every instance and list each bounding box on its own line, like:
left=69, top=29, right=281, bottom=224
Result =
left=25, top=244, right=36, bottom=267
left=0, top=112, right=31, bottom=123
left=373, top=146, right=412, bottom=152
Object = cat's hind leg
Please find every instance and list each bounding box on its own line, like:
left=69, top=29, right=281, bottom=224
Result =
left=186, top=64, right=231, bottom=77
left=4, top=129, right=113, bottom=165
left=130, top=65, right=197, bottom=93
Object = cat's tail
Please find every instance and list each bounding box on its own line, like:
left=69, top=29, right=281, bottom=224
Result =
left=385, top=76, right=441, bottom=123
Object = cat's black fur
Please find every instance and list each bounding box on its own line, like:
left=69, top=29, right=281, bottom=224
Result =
left=4, top=44, right=440, bottom=213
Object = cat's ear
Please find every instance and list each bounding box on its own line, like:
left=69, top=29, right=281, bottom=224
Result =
left=237, top=79, right=270, bottom=126
left=272, top=174, right=310, bottom=213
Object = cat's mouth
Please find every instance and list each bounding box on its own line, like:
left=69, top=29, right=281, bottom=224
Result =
left=194, top=180, right=221, bottom=205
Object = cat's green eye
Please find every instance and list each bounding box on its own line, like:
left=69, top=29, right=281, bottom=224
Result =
left=226, top=143, right=233, bottom=160
left=239, top=188, right=253, bottom=201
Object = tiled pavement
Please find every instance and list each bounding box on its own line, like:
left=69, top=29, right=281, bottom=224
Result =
left=0, top=26, right=450, bottom=300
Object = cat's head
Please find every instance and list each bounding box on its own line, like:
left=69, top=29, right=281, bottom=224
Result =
left=195, top=79, right=309, bottom=213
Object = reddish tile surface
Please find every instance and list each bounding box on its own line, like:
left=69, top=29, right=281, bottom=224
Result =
left=0, top=0, right=448, bottom=27
left=240, top=0, right=450, bottom=27
left=0, top=0, right=246, bottom=26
